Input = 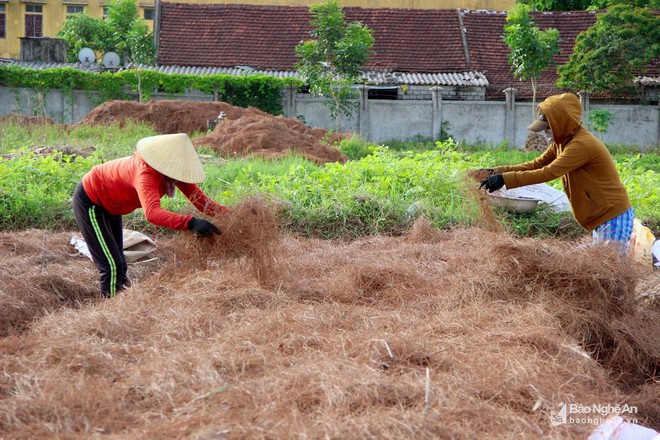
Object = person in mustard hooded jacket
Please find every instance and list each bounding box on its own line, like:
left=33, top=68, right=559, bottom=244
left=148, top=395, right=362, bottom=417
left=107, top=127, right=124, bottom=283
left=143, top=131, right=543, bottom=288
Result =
left=477, top=93, right=634, bottom=245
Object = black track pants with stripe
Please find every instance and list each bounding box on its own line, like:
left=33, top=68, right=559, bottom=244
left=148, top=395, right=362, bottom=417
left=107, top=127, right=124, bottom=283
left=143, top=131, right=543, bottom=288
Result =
left=73, top=182, right=128, bottom=297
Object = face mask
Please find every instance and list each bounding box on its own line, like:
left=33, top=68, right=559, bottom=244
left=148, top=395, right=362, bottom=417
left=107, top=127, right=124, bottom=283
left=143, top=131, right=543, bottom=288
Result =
left=544, top=129, right=553, bottom=140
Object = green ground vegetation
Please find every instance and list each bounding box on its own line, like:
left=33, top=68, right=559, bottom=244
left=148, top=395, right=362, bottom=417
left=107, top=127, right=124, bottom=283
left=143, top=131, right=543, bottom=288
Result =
left=1, top=121, right=658, bottom=238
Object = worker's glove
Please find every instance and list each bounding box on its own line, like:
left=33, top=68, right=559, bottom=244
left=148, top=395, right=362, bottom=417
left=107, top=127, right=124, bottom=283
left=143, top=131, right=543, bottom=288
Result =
left=188, top=217, right=221, bottom=237
left=479, top=174, right=505, bottom=193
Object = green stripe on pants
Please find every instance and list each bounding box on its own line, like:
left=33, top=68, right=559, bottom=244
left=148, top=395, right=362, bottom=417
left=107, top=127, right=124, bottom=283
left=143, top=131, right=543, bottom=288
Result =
left=89, top=206, right=117, bottom=297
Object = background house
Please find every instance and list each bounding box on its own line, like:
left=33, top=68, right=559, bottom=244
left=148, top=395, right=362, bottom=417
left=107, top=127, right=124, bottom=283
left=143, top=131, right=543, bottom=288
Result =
left=1, top=2, right=657, bottom=146
left=0, top=0, right=156, bottom=60
left=0, top=0, right=513, bottom=60
left=156, top=4, right=659, bottom=102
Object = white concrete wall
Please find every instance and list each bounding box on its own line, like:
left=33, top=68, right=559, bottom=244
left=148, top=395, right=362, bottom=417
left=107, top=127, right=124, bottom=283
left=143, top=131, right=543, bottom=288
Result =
left=1, top=86, right=658, bottom=149
left=442, top=101, right=507, bottom=146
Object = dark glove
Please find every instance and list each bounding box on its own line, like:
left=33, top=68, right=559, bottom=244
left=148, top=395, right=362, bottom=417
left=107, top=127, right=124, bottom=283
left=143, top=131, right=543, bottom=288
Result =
left=188, top=217, right=221, bottom=237
left=479, top=174, right=505, bottom=193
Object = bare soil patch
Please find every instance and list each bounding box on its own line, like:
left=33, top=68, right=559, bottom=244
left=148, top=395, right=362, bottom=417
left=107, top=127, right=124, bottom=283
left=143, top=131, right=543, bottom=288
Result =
left=1, top=209, right=659, bottom=438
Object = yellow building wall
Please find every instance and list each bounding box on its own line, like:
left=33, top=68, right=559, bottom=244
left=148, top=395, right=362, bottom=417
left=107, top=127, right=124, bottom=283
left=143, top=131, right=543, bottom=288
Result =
left=0, top=0, right=155, bottom=59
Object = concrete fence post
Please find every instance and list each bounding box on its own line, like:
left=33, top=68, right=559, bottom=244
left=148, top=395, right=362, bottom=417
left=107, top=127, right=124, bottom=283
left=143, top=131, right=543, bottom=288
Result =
left=431, top=86, right=443, bottom=141
left=578, top=90, right=590, bottom=126
left=358, top=85, right=368, bottom=140
left=283, top=85, right=296, bottom=118
left=655, top=101, right=660, bottom=148
left=504, top=87, right=517, bottom=145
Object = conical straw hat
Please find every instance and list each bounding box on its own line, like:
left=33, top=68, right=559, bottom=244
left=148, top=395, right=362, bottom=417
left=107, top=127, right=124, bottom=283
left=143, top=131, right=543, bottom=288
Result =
left=136, top=133, right=205, bottom=183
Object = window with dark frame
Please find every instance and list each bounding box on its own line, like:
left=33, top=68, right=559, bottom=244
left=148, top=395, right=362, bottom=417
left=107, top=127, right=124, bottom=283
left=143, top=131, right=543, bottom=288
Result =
left=143, top=8, right=154, bottom=20
left=66, top=5, right=84, bottom=15
left=25, top=4, right=43, bottom=38
left=102, top=6, right=108, bottom=19
left=0, top=4, right=6, bottom=39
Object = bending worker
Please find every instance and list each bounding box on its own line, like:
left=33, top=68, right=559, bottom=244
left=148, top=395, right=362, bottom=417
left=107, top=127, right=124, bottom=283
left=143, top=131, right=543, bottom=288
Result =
left=478, top=93, right=633, bottom=245
left=73, top=133, right=229, bottom=297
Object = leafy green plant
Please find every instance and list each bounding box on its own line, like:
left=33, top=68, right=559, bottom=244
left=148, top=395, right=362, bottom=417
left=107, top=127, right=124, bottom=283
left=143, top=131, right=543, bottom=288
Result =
left=588, top=109, right=613, bottom=139
left=1, top=122, right=658, bottom=238
left=338, top=135, right=373, bottom=160
left=438, top=120, right=452, bottom=142
left=557, top=4, right=660, bottom=99
left=0, top=149, right=100, bottom=229
left=0, top=65, right=296, bottom=115
left=295, top=0, right=374, bottom=132
left=57, top=0, right=155, bottom=66
left=504, top=4, right=560, bottom=118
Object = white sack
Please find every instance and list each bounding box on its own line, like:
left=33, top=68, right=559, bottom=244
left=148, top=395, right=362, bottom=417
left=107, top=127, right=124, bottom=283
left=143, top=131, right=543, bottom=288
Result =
left=70, top=229, right=157, bottom=263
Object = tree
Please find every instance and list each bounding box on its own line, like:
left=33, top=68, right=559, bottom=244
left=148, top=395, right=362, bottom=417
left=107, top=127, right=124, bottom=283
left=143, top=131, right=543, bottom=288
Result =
left=57, top=0, right=155, bottom=66
left=517, top=0, right=591, bottom=10
left=57, top=14, right=113, bottom=63
left=504, top=4, right=560, bottom=120
left=105, top=0, right=155, bottom=65
left=557, top=4, right=660, bottom=98
left=295, top=0, right=374, bottom=132
left=516, top=0, right=659, bottom=11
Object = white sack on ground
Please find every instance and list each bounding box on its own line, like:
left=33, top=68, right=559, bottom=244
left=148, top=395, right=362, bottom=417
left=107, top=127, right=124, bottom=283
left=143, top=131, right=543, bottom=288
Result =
left=70, top=229, right=157, bottom=263
left=587, top=415, right=660, bottom=440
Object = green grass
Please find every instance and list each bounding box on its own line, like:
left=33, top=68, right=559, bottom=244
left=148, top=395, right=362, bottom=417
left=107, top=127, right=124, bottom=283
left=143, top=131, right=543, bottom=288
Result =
left=0, top=121, right=157, bottom=157
left=1, top=122, right=658, bottom=238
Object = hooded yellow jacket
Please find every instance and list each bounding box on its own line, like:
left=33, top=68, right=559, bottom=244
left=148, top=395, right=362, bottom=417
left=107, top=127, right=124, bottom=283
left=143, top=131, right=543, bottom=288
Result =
left=494, top=93, right=631, bottom=231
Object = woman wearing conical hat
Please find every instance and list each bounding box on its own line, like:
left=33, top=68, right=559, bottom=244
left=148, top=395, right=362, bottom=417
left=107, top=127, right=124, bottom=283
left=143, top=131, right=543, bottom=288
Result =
left=73, top=133, right=229, bottom=298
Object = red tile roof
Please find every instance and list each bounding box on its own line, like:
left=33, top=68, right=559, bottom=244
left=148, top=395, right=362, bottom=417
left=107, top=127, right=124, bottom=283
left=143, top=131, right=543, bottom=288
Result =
left=158, top=3, right=469, bottom=72
left=157, top=3, right=659, bottom=100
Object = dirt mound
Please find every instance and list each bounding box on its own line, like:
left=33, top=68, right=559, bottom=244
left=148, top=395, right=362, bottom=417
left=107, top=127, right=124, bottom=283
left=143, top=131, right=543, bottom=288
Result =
left=76, top=99, right=244, bottom=134
left=1, top=217, right=659, bottom=438
left=76, top=100, right=348, bottom=164
left=522, top=132, right=551, bottom=151
left=194, top=111, right=348, bottom=164
left=0, top=112, right=55, bottom=126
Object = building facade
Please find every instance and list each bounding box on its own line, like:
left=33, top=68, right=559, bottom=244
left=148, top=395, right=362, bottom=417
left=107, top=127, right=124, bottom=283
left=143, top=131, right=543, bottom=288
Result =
left=0, top=0, right=155, bottom=59
left=166, top=0, right=513, bottom=8
left=0, top=0, right=514, bottom=60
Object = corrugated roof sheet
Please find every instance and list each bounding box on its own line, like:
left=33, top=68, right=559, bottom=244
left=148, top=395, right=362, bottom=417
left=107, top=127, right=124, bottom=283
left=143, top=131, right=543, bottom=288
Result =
left=3, top=60, right=489, bottom=87
left=3, top=61, right=103, bottom=71
left=635, top=76, right=660, bottom=86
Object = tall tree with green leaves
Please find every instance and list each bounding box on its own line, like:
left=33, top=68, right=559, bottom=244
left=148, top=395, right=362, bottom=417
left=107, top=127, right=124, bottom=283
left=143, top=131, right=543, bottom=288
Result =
left=504, top=4, right=560, bottom=120
left=57, top=0, right=155, bottom=66
left=295, top=0, right=374, bottom=132
left=57, top=14, right=113, bottom=63
left=516, top=0, right=659, bottom=11
left=557, top=4, right=660, bottom=99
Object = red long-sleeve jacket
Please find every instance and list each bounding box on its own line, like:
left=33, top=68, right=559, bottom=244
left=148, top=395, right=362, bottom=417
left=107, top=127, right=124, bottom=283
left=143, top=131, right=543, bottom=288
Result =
left=82, top=153, right=228, bottom=230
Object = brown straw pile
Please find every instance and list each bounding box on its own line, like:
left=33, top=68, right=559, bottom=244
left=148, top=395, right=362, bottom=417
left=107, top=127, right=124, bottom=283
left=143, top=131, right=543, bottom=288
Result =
left=171, top=196, right=281, bottom=286
left=1, top=212, right=659, bottom=439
